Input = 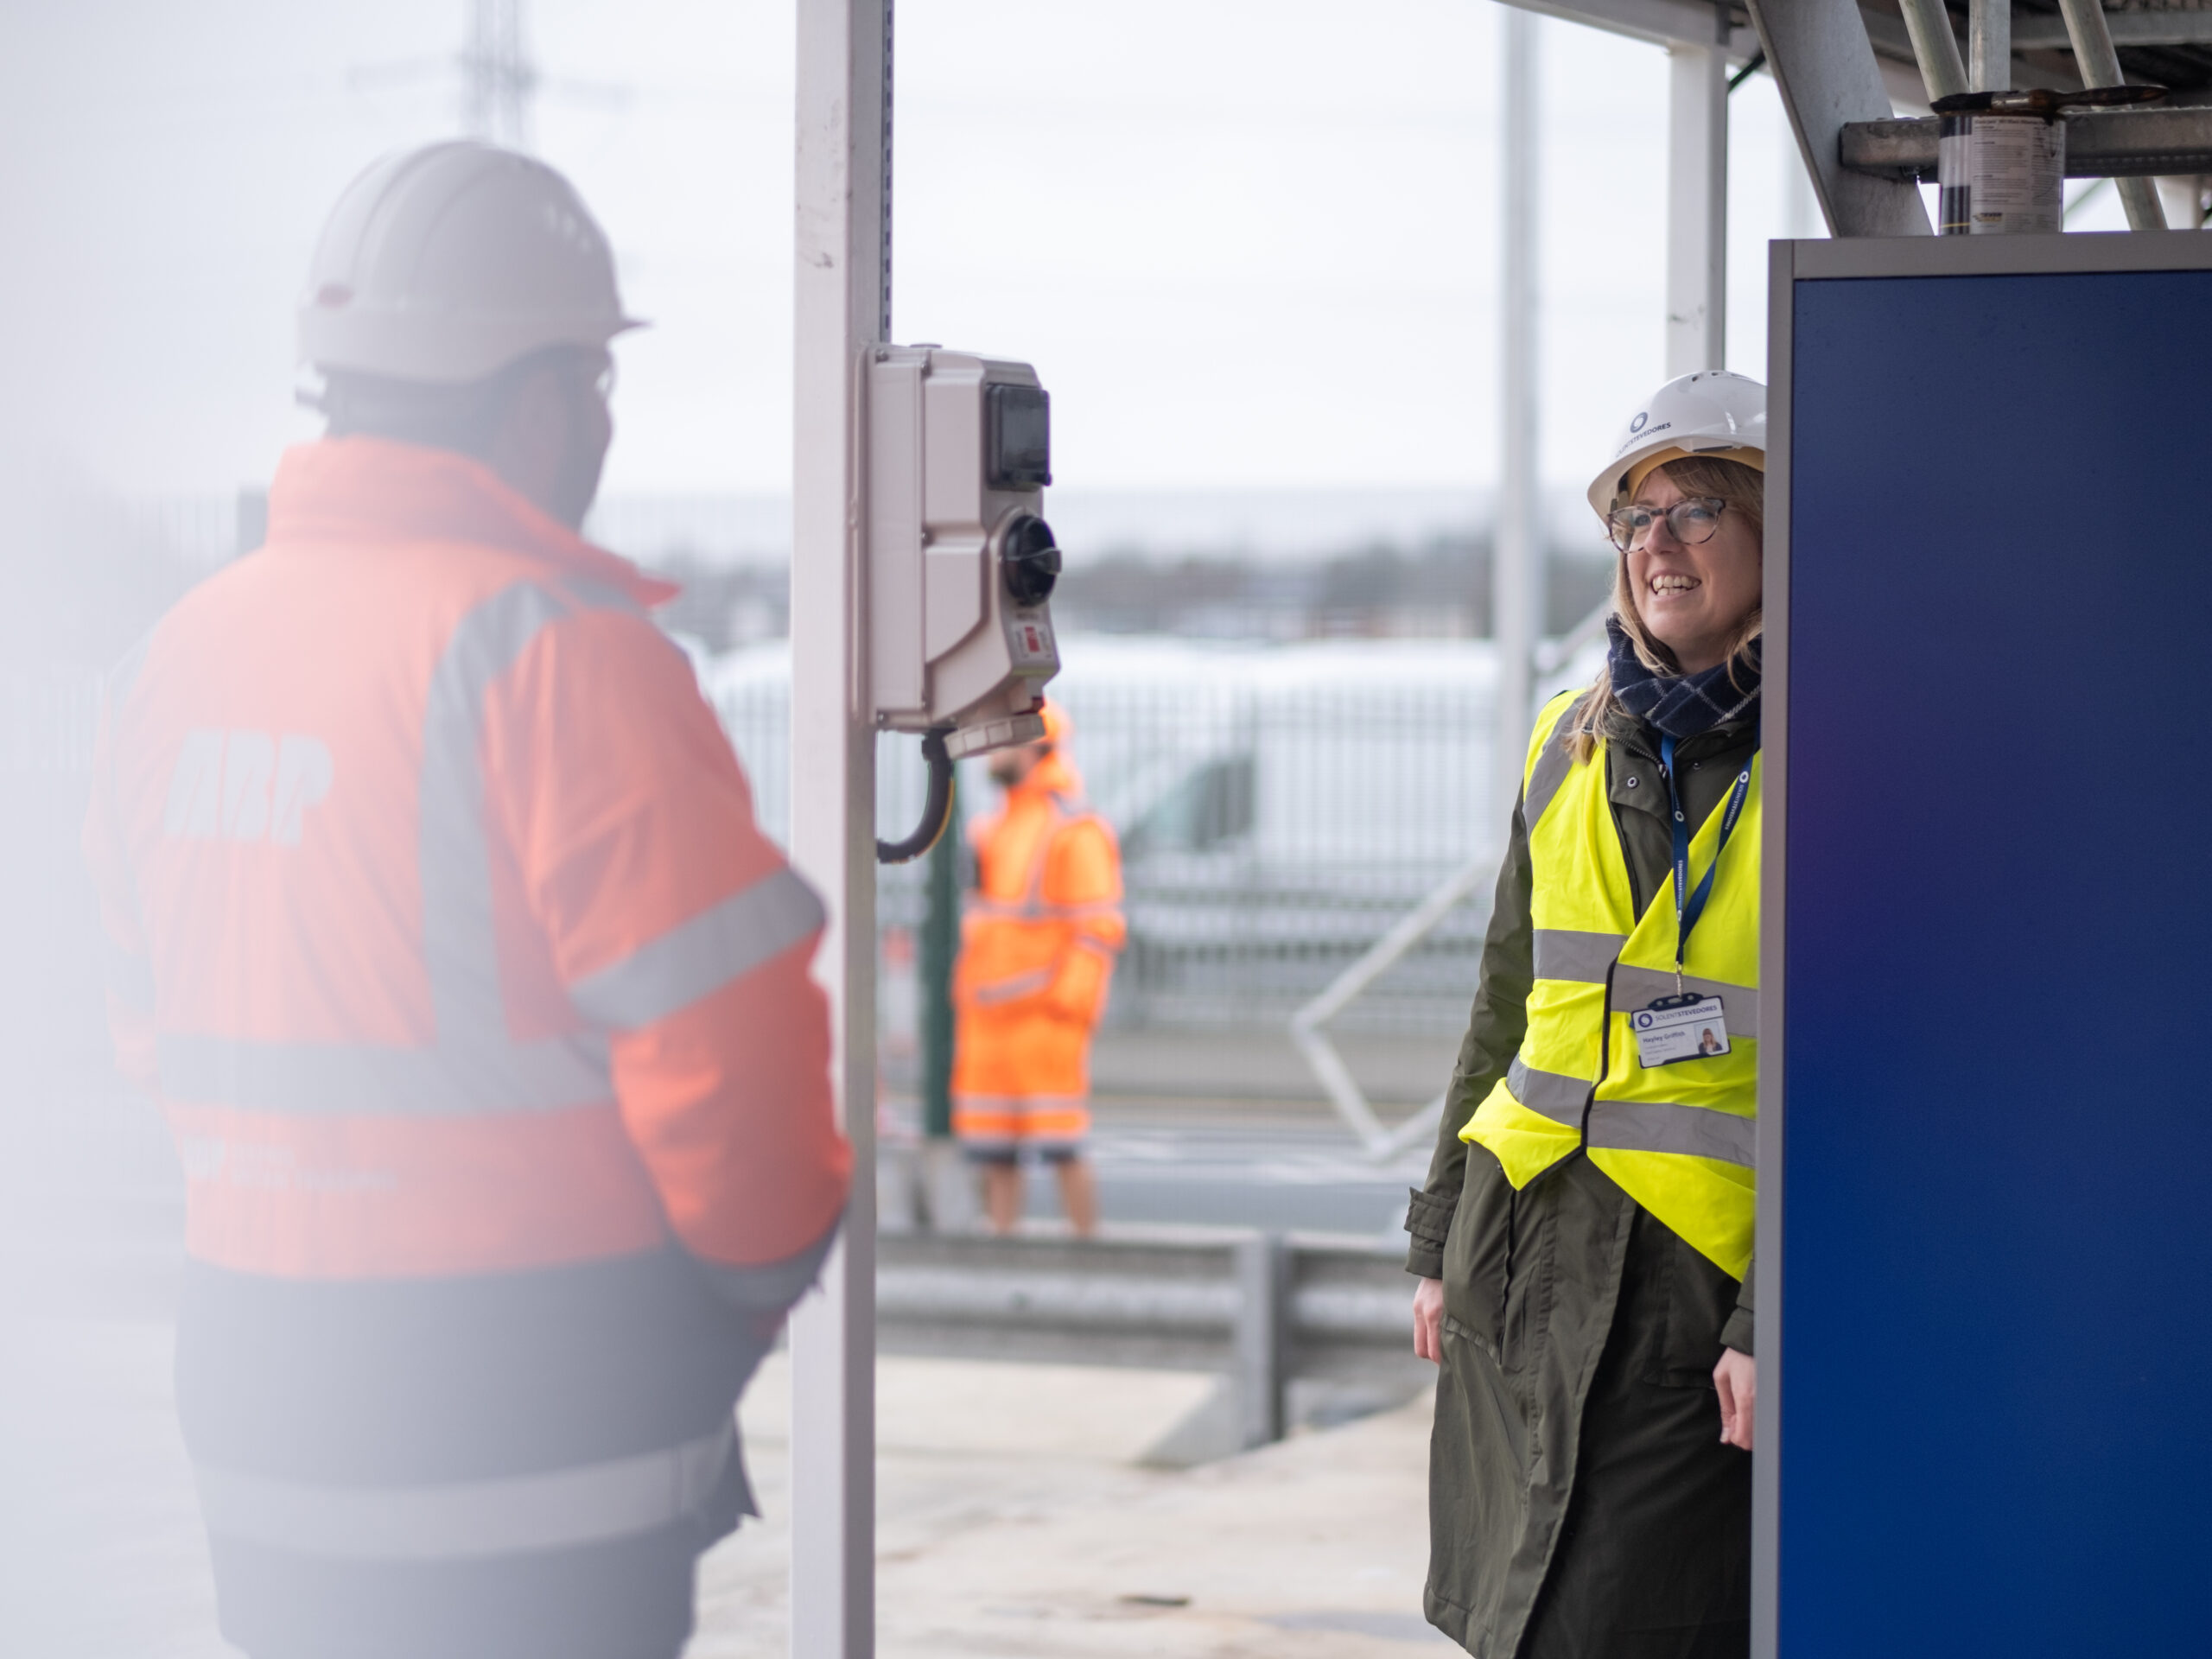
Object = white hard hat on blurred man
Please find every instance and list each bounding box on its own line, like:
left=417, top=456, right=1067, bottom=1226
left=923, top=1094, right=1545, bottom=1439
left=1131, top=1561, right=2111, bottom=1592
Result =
left=1586, top=370, right=1766, bottom=519
left=298, top=139, right=642, bottom=385
left=296, top=140, right=643, bottom=527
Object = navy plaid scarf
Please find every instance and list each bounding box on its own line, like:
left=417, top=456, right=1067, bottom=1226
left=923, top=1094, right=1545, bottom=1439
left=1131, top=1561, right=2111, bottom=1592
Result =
left=1605, top=614, right=1761, bottom=738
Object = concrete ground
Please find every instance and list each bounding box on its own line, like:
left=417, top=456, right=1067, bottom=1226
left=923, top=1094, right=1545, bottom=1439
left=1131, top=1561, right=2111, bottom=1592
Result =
left=699, top=1353, right=1455, bottom=1656
left=10, top=1319, right=1452, bottom=1657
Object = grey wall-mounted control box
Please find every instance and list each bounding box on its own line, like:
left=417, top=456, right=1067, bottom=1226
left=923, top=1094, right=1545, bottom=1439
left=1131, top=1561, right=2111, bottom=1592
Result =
left=867, top=345, right=1061, bottom=759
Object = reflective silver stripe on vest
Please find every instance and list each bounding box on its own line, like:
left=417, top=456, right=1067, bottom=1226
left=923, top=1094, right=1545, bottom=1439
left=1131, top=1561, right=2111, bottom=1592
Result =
left=966, top=898, right=1121, bottom=921
left=970, top=967, right=1055, bottom=1007
left=964, top=794, right=1119, bottom=921
left=1522, top=715, right=1580, bottom=832
left=157, top=1031, right=612, bottom=1116
left=1532, top=928, right=1626, bottom=985
left=194, top=1422, right=734, bottom=1562
left=419, top=583, right=573, bottom=1055
left=1610, top=965, right=1760, bottom=1033
left=1506, top=1056, right=1592, bottom=1127
left=569, top=866, right=826, bottom=1031
left=1587, top=1099, right=1757, bottom=1169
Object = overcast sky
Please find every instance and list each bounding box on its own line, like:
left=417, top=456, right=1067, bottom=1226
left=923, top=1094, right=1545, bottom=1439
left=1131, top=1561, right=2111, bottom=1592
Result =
left=3, top=0, right=1850, bottom=514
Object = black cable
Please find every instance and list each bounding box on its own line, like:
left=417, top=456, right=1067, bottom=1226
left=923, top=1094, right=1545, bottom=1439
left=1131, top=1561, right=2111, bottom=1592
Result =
left=1727, top=48, right=1765, bottom=94
left=876, top=728, right=957, bottom=865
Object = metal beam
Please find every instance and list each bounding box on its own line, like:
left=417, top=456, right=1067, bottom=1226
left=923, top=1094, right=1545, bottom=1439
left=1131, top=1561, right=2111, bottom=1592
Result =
left=1747, top=0, right=1934, bottom=236
left=1503, top=0, right=1759, bottom=58
left=1969, top=0, right=2010, bottom=92
left=1841, top=105, right=2212, bottom=180
left=1897, top=0, right=1971, bottom=100
left=1858, top=8, right=2075, bottom=102
left=790, top=0, right=886, bottom=1652
left=2015, top=10, right=2212, bottom=49
left=1666, top=15, right=1730, bottom=373
left=2057, top=0, right=2170, bottom=227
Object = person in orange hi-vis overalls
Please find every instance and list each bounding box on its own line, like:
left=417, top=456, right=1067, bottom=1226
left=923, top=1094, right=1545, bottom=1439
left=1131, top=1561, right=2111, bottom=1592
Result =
left=952, top=701, right=1125, bottom=1236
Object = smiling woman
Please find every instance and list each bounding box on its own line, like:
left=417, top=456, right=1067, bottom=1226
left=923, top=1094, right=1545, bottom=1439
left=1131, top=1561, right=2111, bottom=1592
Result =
left=1406, top=372, right=1768, bottom=1657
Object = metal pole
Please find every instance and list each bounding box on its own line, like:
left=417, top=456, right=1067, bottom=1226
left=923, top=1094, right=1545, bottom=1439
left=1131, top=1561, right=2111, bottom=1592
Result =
left=1969, top=0, right=2012, bottom=92
left=1493, top=3, right=1539, bottom=831
left=1664, top=8, right=1728, bottom=376
left=915, top=778, right=976, bottom=1228
left=1745, top=0, right=1933, bottom=238
left=790, top=0, right=887, bottom=1651
left=2056, top=0, right=2169, bottom=228
left=1897, top=0, right=1971, bottom=102
left=1232, top=1233, right=1288, bottom=1448
left=918, top=777, right=957, bottom=1142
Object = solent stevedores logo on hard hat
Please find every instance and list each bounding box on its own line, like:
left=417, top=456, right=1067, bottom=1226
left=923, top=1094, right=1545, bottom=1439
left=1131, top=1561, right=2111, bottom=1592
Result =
left=1630, top=410, right=1649, bottom=433
left=164, top=728, right=334, bottom=846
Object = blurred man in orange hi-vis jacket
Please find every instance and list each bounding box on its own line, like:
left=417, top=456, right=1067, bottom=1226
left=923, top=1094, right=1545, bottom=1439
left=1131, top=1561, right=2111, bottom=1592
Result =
left=953, top=701, right=1125, bottom=1236
left=79, top=142, right=849, bottom=1659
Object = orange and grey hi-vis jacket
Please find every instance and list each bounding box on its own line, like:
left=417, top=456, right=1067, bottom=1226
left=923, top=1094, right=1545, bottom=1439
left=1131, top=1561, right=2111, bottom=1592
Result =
left=80, top=436, right=851, bottom=1659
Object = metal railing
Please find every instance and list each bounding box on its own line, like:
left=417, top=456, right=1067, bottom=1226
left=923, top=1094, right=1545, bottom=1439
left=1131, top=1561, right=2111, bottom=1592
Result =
left=876, top=1225, right=1427, bottom=1453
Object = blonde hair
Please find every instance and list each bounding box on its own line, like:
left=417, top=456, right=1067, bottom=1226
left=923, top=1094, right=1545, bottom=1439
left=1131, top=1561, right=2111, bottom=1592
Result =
left=1565, top=454, right=1764, bottom=763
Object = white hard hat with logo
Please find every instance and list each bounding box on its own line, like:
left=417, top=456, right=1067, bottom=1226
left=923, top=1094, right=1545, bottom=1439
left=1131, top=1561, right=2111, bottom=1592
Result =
left=299, top=140, right=642, bottom=385
left=1586, top=370, right=1766, bottom=519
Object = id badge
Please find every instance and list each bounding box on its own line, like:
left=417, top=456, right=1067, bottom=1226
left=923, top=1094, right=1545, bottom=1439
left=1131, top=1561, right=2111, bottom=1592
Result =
left=1630, top=993, right=1729, bottom=1068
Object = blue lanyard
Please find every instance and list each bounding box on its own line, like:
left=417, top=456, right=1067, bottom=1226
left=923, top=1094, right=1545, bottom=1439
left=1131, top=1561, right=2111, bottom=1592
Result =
left=1656, top=734, right=1752, bottom=992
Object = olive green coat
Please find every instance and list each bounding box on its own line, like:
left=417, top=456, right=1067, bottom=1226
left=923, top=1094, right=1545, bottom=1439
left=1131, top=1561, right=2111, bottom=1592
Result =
left=1408, top=704, right=1758, bottom=1659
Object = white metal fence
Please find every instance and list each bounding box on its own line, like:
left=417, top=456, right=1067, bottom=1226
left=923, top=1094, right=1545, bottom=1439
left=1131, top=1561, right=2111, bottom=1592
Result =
left=704, top=635, right=1548, bottom=1035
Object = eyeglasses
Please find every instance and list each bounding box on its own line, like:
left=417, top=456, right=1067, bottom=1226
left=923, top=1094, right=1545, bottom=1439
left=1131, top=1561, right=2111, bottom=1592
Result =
left=1606, top=495, right=1726, bottom=554
left=574, top=353, right=618, bottom=403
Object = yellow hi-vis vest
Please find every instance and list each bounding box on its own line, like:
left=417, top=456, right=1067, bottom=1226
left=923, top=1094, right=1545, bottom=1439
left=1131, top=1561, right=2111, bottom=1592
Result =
left=1461, top=690, right=1759, bottom=1281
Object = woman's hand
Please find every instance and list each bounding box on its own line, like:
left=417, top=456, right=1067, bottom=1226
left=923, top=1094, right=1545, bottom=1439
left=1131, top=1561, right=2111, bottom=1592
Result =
left=1413, top=1276, right=1446, bottom=1363
left=1714, top=1348, right=1756, bottom=1450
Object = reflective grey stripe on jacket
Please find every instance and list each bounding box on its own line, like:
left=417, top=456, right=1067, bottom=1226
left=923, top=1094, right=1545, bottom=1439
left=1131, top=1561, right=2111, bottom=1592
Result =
left=1589, top=1099, right=1757, bottom=1169
left=193, top=1423, right=735, bottom=1562
left=1522, top=711, right=1581, bottom=832
left=1505, top=1058, right=1756, bottom=1168
left=1506, top=1057, right=1591, bottom=1126
left=969, top=967, right=1056, bottom=1007
left=1531, top=928, right=1625, bottom=985
left=569, top=866, right=825, bottom=1030
left=156, top=1030, right=612, bottom=1116
left=963, top=794, right=1122, bottom=925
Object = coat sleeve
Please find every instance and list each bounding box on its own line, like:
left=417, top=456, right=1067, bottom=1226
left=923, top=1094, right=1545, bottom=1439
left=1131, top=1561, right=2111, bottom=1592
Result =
left=1722, top=1255, right=1754, bottom=1355
left=485, top=607, right=851, bottom=1300
left=1406, top=791, right=1535, bottom=1280
left=1040, top=815, right=1125, bottom=1027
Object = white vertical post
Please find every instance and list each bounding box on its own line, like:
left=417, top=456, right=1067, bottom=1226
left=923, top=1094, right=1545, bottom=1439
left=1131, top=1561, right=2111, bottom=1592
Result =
left=1493, top=5, right=1539, bottom=820
left=1665, top=17, right=1728, bottom=376
left=790, top=0, right=887, bottom=1654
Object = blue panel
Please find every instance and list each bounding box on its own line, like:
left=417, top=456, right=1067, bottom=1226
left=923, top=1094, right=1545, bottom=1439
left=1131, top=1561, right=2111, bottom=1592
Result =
left=1783, top=270, right=2212, bottom=1656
